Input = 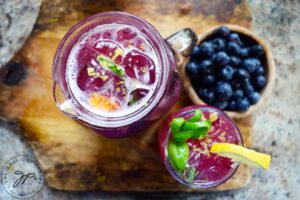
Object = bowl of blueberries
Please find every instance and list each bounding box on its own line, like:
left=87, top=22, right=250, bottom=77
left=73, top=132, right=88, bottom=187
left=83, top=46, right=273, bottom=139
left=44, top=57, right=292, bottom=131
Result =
left=182, top=25, right=275, bottom=118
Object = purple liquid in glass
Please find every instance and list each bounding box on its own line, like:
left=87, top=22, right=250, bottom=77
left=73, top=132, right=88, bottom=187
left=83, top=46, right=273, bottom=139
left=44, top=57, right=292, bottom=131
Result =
left=159, top=105, right=243, bottom=188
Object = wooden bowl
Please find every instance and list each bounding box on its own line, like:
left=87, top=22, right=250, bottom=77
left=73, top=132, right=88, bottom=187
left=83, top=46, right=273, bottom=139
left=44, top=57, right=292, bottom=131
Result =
left=179, top=24, right=276, bottom=118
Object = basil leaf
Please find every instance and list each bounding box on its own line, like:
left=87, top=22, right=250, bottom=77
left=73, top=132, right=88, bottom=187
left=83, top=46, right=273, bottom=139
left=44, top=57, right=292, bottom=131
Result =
left=181, top=120, right=212, bottom=139
left=170, top=117, right=185, bottom=133
left=184, top=167, right=196, bottom=183
left=98, top=55, right=125, bottom=76
left=167, top=138, right=189, bottom=172
left=187, top=109, right=202, bottom=123
left=172, top=130, right=194, bottom=142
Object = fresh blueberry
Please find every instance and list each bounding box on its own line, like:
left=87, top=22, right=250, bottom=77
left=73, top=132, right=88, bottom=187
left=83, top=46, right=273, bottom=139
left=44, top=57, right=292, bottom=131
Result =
left=253, top=75, right=267, bottom=90
left=242, top=80, right=255, bottom=95
left=219, top=65, right=234, bottom=81
left=254, top=65, right=265, bottom=75
left=240, top=48, right=250, bottom=58
left=198, top=42, right=214, bottom=59
left=232, top=89, right=244, bottom=100
left=249, top=44, right=264, bottom=57
left=186, top=61, right=199, bottom=79
left=248, top=91, right=260, bottom=104
left=198, top=60, right=214, bottom=74
left=215, top=82, right=233, bottom=101
left=227, top=42, right=241, bottom=56
left=227, top=100, right=236, bottom=111
left=216, top=26, right=231, bottom=38
left=234, top=69, right=250, bottom=81
left=212, top=38, right=226, bottom=52
left=229, top=56, right=241, bottom=67
left=200, top=74, right=216, bottom=87
left=214, top=51, right=230, bottom=66
left=212, top=100, right=228, bottom=110
left=198, top=88, right=215, bottom=103
left=190, top=46, right=201, bottom=59
left=228, top=33, right=242, bottom=45
left=236, top=98, right=250, bottom=112
left=231, top=79, right=241, bottom=89
left=241, top=58, right=260, bottom=74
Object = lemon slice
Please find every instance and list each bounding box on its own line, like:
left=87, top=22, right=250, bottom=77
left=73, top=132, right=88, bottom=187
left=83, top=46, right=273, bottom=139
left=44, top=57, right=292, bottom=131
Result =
left=210, top=143, right=271, bottom=169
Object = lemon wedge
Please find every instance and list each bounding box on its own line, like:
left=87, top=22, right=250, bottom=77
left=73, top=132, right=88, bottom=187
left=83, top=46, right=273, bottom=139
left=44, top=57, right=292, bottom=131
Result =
left=210, top=143, right=271, bottom=170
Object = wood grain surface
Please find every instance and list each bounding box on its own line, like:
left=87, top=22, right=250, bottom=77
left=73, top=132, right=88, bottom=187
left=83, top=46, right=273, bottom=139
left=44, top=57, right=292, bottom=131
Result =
left=0, top=0, right=253, bottom=191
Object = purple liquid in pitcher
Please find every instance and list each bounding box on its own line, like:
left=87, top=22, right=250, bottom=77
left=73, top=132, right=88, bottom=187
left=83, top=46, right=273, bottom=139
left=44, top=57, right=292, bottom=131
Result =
left=67, top=24, right=160, bottom=117
left=53, top=12, right=183, bottom=138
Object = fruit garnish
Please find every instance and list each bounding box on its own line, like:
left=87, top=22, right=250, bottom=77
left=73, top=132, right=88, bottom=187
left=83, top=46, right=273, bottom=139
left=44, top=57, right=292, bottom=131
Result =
left=89, top=93, right=120, bottom=111
left=210, top=143, right=271, bottom=169
left=170, top=109, right=212, bottom=142
left=97, top=55, right=125, bottom=76
left=167, top=138, right=189, bottom=172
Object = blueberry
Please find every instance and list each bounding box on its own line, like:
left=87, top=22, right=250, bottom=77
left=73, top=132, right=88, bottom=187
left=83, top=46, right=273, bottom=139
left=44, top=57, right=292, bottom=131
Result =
left=249, top=44, right=264, bottom=57
left=241, top=58, right=260, bottom=74
left=232, top=89, right=244, bottom=100
left=214, top=51, right=230, bottom=66
left=216, top=26, right=231, bottom=38
left=215, top=82, right=233, bottom=101
left=234, top=69, right=250, bottom=81
left=212, top=100, right=228, bottom=110
left=198, top=60, right=214, bottom=74
left=190, top=46, right=201, bottom=59
left=186, top=61, right=199, bottom=79
left=198, top=42, right=214, bottom=59
left=200, top=74, right=216, bottom=86
left=228, top=33, right=242, bottom=45
left=227, top=100, right=236, bottom=111
left=253, top=75, right=267, bottom=90
left=236, top=98, right=250, bottom=112
left=229, top=56, right=241, bottom=67
left=248, top=91, right=260, bottom=104
left=219, top=65, right=234, bottom=81
left=198, top=88, right=215, bottom=103
left=240, top=48, right=250, bottom=58
left=254, top=65, right=265, bottom=75
left=231, top=79, right=241, bottom=89
left=242, top=80, right=254, bottom=95
left=212, top=38, right=226, bottom=52
left=227, top=42, right=241, bottom=56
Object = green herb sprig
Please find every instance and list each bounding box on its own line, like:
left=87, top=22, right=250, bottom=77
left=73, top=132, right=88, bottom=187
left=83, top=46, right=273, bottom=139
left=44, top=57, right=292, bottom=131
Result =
left=97, top=55, right=125, bottom=76
left=167, top=109, right=212, bottom=178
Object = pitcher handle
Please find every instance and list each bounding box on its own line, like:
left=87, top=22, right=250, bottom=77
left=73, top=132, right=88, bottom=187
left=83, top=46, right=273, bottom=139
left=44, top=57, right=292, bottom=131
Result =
left=166, top=28, right=198, bottom=57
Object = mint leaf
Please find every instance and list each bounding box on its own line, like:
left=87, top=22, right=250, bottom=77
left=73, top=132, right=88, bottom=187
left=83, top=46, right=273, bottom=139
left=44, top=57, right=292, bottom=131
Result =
left=97, top=55, right=125, bottom=76
left=168, top=138, right=189, bottom=172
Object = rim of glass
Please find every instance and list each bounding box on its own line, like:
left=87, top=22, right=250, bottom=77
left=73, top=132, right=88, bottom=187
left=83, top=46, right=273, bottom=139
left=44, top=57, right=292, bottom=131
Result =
left=53, top=11, right=172, bottom=127
left=163, top=106, right=243, bottom=188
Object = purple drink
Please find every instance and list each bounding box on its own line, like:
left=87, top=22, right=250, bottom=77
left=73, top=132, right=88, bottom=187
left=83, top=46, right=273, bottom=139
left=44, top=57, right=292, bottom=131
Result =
left=159, top=105, right=243, bottom=188
left=53, top=12, right=197, bottom=138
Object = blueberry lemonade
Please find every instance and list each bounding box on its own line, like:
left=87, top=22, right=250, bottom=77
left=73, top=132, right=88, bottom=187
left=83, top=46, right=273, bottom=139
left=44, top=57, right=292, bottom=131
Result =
left=159, top=105, right=271, bottom=188
left=53, top=12, right=196, bottom=137
left=67, top=23, right=159, bottom=117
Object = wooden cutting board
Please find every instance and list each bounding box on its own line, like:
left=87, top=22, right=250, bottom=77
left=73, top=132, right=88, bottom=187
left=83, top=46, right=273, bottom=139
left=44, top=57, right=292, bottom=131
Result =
left=0, top=0, right=253, bottom=191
